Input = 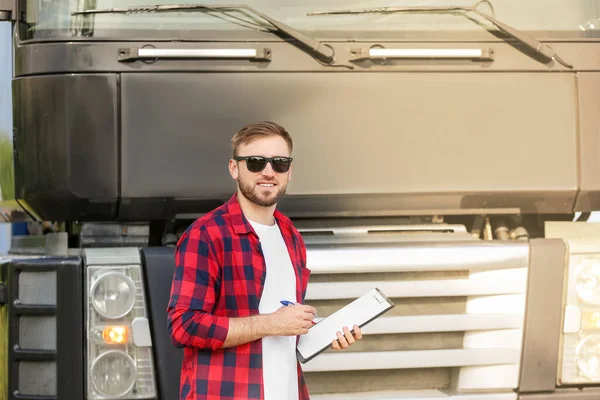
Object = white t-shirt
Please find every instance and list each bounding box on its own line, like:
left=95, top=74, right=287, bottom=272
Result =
left=249, top=218, right=299, bottom=400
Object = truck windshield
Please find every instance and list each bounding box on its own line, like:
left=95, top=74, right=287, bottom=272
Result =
left=23, top=0, right=600, bottom=41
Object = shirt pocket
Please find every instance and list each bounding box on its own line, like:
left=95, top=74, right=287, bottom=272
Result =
left=222, top=237, right=264, bottom=315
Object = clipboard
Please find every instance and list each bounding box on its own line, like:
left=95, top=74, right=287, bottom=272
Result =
left=296, top=287, right=395, bottom=364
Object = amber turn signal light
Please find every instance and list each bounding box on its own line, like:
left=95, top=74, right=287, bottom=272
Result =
left=102, top=326, right=129, bottom=344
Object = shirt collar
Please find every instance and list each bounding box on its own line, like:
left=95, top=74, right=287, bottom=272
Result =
left=226, top=192, right=293, bottom=235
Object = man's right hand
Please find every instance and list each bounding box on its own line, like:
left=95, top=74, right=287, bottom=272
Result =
left=267, top=304, right=317, bottom=336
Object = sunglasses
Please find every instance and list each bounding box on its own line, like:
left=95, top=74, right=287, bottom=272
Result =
left=234, top=155, right=293, bottom=173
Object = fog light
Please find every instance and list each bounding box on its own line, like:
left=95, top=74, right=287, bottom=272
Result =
left=91, top=350, right=137, bottom=397
left=91, top=272, right=136, bottom=319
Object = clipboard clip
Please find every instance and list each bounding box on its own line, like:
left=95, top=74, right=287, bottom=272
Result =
left=373, top=292, right=385, bottom=304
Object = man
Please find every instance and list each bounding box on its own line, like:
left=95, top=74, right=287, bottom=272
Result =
left=167, top=121, right=362, bottom=400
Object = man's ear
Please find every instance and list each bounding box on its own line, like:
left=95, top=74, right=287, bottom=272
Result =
left=287, top=164, right=292, bottom=182
left=229, top=159, right=239, bottom=180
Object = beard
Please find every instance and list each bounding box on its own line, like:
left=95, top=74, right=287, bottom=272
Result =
left=238, top=176, right=287, bottom=207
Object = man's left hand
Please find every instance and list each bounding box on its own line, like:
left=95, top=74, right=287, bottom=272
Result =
left=331, top=325, right=362, bottom=351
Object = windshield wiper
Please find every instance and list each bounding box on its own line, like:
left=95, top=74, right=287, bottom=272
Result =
left=308, top=0, right=573, bottom=69
left=72, top=4, right=343, bottom=67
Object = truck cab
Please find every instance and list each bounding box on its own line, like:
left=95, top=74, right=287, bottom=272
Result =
left=2, top=1, right=600, bottom=399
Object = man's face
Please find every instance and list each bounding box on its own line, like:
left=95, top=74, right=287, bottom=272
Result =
left=229, top=135, right=292, bottom=208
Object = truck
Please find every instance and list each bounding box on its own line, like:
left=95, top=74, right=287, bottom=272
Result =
left=2, top=0, right=600, bottom=399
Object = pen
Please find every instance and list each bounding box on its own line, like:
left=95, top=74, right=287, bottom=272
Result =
left=280, top=300, right=319, bottom=318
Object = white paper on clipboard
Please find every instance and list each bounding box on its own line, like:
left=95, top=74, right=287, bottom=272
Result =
left=296, top=288, right=395, bottom=363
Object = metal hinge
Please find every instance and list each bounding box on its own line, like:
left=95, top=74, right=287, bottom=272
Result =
left=0, top=282, right=6, bottom=306
left=0, top=0, right=18, bottom=21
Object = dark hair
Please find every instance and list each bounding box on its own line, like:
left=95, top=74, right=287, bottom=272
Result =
left=231, top=121, right=293, bottom=157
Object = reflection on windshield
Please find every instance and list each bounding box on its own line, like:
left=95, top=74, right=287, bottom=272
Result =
left=23, top=0, right=600, bottom=40
left=307, top=0, right=574, bottom=68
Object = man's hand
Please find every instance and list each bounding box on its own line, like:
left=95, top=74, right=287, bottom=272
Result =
left=266, top=304, right=317, bottom=336
left=331, top=325, right=363, bottom=351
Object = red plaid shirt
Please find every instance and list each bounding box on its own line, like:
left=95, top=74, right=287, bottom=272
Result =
left=167, top=193, right=312, bottom=400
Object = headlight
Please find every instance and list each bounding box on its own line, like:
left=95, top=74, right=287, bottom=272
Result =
left=560, top=254, right=600, bottom=384
left=91, top=271, right=136, bottom=319
left=85, top=248, right=157, bottom=400
left=91, top=350, right=137, bottom=397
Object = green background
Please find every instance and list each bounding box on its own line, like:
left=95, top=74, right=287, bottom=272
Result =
left=0, top=133, right=13, bottom=201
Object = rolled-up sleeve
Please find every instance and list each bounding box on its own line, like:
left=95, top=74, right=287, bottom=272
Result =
left=167, top=226, right=229, bottom=350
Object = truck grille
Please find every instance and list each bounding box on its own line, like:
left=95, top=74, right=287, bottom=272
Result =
left=301, top=233, right=529, bottom=399
left=3, top=256, right=83, bottom=400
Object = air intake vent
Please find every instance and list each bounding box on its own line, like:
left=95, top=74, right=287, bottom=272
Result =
left=19, top=316, right=57, bottom=351
left=4, top=256, right=83, bottom=400
left=18, top=361, right=57, bottom=396
left=18, top=271, right=56, bottom=305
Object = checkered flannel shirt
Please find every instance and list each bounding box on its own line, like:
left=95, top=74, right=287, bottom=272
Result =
left=167, top=193, right=312, bottom=400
